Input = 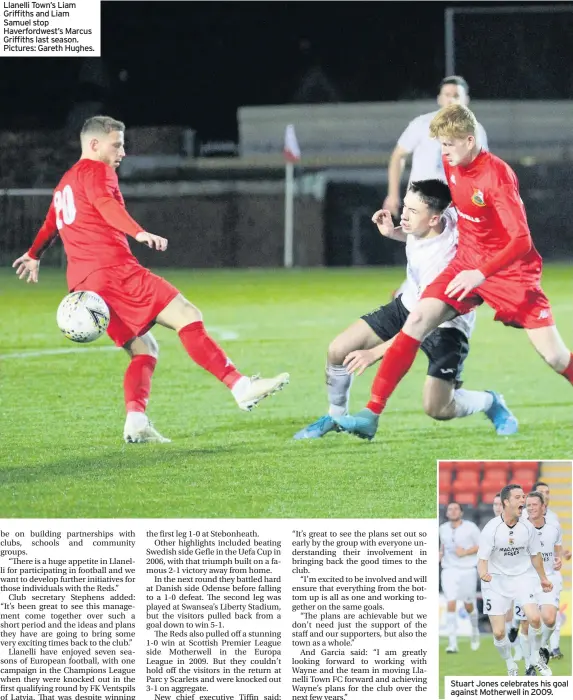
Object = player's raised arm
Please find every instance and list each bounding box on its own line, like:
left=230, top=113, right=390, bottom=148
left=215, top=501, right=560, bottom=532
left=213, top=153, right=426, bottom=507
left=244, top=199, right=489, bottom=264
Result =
left=478, top=180, right=532, bottom=278
left=81, top=163, right=168, bottom=250
left=12, top=200, right=59, bottom=283
left=82, top=162, right=143, bottom=237
left=371, top=209, right=407, bottom=242
left=383, top=144, right=409, bottom=216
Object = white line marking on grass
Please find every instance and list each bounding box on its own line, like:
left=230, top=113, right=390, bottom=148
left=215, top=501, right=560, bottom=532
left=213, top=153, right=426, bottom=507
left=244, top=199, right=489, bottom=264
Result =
left=0, top=347, right=121, bottom=360
left=208, top=327, right=240, bottom=341
left=0, top=327, right=240, bottom=359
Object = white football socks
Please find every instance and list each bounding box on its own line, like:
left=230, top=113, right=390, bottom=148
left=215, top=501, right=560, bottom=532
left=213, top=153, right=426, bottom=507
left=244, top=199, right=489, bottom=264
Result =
left=452, top=389, right=494, bottom=418
left=326, top=363, right=353, bottom=417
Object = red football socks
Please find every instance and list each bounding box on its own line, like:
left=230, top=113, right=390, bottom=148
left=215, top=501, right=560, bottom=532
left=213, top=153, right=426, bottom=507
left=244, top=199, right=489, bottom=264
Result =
left=179, top=321, right=242, bottom=388
left=124, top=354, right=157, bottom=413
left=560, top=352, right=573, bottom=385
left=366, top=331, right=422, bottom=415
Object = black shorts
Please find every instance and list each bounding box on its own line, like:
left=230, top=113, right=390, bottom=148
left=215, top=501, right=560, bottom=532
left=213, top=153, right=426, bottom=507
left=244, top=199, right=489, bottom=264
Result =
left=360, top=295, right=469, bottom=386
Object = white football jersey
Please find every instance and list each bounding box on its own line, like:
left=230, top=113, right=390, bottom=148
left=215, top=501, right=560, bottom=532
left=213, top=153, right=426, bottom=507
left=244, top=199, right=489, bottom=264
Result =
left=401, top=208, right=476, bottom=339
left=398, top=110, right=489, bottom=185
left=439, top=520, right=481, bottom=569
left=478, top=515, right=540, bottom=577
left=533, top=521, right=562, bottom=576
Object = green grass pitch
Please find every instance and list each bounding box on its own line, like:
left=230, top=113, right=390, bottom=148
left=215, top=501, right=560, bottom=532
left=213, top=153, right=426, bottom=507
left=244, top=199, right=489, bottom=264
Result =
left=439, top=636, right=572, bottom=697
left=1, top=264, right=571, bottom=518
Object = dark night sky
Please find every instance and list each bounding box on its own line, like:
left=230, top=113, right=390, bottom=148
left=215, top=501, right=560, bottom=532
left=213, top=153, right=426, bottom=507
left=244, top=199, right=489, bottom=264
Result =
left=2, top=1, right=573, bottom=141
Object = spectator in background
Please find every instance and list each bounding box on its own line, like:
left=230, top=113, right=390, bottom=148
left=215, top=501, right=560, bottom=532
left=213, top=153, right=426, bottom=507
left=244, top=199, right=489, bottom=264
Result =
left=383, top=76, right=489, bottom=216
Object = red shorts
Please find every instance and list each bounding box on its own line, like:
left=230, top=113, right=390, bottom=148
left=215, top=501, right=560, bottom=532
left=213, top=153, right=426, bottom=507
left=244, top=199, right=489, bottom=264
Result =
left=75, top=264, right=179, bottom=347
left=422, top=258, right=554, bottom=329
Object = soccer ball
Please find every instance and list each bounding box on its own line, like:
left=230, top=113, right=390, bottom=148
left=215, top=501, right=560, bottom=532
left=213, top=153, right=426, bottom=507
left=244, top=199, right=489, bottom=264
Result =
left=56, top=291, right=110, bottom=343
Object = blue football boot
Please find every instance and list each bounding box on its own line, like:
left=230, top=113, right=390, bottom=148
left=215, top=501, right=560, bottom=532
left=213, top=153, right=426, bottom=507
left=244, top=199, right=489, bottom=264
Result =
left=333, top=409, right=379, bottom=441
left=484, top=391, right=519, bottom=436
left=293, top=415, right=337, bottom=439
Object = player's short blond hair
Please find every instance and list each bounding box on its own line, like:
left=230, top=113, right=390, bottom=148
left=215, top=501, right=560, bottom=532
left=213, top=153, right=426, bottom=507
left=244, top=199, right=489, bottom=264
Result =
left=429, top=104, right=477, bottom=140
left=80, top=116, right=125, bottom=138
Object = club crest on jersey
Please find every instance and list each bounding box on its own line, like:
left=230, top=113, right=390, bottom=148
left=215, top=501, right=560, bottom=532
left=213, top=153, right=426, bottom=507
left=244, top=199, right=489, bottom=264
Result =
left=471, top=188, right=486, bottom=207
left=509, top=537, right=514, bottom=545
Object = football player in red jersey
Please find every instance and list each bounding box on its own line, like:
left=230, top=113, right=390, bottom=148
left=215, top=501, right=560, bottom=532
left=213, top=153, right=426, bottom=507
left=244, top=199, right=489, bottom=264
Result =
left=335, top=104, right=573, bottom=440
left=13, top=116, right=289, bottom=443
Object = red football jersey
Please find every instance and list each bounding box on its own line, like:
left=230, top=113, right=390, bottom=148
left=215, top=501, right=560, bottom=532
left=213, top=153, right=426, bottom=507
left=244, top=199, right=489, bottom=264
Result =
left=443, top=150, right=543, bottom=280
left=29, top=160, right=144, bottom=290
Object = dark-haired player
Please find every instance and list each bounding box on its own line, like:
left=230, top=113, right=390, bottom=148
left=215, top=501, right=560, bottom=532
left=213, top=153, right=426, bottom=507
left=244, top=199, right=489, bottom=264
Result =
left=294, top=179, right=515, bottom=439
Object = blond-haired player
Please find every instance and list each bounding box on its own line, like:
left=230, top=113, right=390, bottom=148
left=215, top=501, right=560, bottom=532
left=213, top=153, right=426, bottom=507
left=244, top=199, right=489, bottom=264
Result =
left=335, top=104, right=573, bottom=440
left=383, top=75, right=488, bottom=216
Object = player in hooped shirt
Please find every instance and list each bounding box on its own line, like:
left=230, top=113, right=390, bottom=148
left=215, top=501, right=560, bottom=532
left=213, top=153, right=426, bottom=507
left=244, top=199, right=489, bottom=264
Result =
left=478, top=484, right=553, bottom=676
left=335, top=104, right=573, bottom=440
left=293, top=180, right=516, bottom=440
left=12, top=116, right=289, bottom=443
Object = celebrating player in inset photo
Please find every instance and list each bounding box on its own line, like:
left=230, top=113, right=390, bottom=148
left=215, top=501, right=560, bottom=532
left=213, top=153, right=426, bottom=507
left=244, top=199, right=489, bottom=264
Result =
left=478, top=484, right=553, bottom=677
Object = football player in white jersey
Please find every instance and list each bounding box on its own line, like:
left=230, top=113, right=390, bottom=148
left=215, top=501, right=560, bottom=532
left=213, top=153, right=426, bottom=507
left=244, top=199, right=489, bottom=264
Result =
left=478, top=484, right=553, bottom=676
left=510, top=481, right=571, bottom=658
left=518, top=491, right=563, bottom=675
left=439, top=502, right=481, bottom=653
left=383, top=76, right=489, bottom=216
left=294, top=179, right=517, bottom=439
left=528, top=483, right=569, bottom=658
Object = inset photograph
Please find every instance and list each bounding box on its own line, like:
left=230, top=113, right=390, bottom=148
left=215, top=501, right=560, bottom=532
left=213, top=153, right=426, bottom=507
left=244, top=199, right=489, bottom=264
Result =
left=438, top=460, right=572, bottom=695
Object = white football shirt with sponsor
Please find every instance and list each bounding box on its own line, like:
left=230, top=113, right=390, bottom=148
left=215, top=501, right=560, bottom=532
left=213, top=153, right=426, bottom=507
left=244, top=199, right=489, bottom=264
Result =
left=439, top=520, right=481, bottom=569
left=398, top=110, right=489, bottom=185
left=478, top=515, right=540, bottom=576
left=400, top=208, right=476, bottom=339
left=533, top=520, right=562, bottom=576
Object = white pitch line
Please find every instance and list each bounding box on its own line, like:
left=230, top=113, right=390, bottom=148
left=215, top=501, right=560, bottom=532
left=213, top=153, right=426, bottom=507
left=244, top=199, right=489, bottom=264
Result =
left=0, top=327, right=240, bottom=360
left=208, top=327, right=240, bottom=341
left=0, top=346, right=121, bottom=360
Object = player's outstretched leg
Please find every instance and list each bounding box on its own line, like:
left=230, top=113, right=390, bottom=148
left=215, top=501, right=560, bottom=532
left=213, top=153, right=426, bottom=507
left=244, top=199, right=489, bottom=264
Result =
left=156, top=295, right=289, bottom=412
left=293, top=360, right=350, bottom=439
left=335, top=299, right=453, bottom=440
left=489, top=615, right=519, bottom=676
left=526, top=326, right=573, bottom=385
left=294, top=320, right=380, bottom=439
left=483, top=391, right=519, bottom=435
left=122, top=333, right=171, bottom=444
left=421, top=374, right=518, bottom=436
